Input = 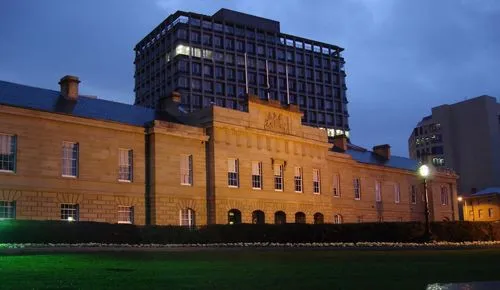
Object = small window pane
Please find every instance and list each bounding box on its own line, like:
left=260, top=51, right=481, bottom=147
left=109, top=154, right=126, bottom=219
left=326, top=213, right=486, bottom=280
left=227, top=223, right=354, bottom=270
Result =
left=180, top=155, right=193, bottom=185
left=118, top=149, right=133, bottom=181
left=61, top=204, right=79, bottom=221
left=62, top=142, right=78, bottom=177
left=118, top=206, right=134, bottom=224
left=0, top=134, right=16, bottom=172
left=0, top=201, right=16, bottom=219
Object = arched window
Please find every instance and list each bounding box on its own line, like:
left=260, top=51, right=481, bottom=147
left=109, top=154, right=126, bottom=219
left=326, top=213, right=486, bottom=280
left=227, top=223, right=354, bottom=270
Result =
left=295, top=212, right=306, bottom=224
left=275, top=211, right=286, bottom=224
left=313, top=212, right=324, bottom=224
left=228, top=209, right=242, bottom=224
left=334, top=214, right=343, bottom=224
left=180, top=208, right=195, bottom=227
left=252, top=210, right=265, bottom=224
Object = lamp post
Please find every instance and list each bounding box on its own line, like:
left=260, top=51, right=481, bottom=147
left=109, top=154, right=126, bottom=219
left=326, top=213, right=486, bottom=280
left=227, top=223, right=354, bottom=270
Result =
left=418, top=164, right=431, bottom=239
left=457, top=196, right=464, bottom=221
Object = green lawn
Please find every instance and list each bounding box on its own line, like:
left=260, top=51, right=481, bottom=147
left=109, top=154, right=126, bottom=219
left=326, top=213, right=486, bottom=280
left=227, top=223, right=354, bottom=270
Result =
left=0, top=248, right=499, bottom=290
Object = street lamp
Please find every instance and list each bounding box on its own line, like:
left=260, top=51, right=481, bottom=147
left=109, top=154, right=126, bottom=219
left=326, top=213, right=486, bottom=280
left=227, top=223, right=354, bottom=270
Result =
left=457, top=196, right=464, bottom=221
left=418, top=164, right=431, bottom=239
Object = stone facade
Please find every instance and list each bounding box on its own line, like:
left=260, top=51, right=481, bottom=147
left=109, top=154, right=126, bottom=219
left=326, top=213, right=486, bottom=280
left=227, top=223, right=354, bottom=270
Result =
left=0, top=86, right=459, bottom=226
left=0, top=105, right=146, bottom=224
left=463, top=193, right=500, bottom=222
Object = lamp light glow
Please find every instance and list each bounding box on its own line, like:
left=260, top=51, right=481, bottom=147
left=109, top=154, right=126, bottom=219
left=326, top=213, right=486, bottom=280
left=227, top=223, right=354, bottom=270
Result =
left=457, top=196, right=463, bottom=202
left=67, top=216, right=74, bottom=222
left=419, top=164, right=430, bottom=178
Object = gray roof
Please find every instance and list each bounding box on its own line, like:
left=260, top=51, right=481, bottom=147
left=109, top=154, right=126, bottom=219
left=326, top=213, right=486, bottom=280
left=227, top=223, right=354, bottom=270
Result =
left=472, top=187, right=500, bottom=196
left=346, top=148, right=419, bottom=172
left=1, top=79, right=421, bottom=173
left=0, top=80, right=170, bottom=127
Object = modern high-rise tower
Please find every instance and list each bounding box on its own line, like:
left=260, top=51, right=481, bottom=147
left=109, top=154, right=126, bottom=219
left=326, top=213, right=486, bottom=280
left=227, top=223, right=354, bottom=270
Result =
left=134, top=8, right=350, bottom=139
left=408, top=95, right=500, bottom=195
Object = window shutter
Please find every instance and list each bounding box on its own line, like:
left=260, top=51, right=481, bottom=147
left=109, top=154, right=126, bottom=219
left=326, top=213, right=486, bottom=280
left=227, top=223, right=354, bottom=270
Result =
left=12, top=135, right=17, bottom=172
left=188, top=155, right=193, bottom=184
left=180, top=155, right=187, bottom=184
left=74, top=143, right=79, bottom=177
left=128, top=150, right=133, bottom=180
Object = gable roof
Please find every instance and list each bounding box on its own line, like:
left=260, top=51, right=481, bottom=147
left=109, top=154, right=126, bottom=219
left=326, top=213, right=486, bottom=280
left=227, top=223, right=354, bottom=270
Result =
left=0, top=80, right=174, bottom=126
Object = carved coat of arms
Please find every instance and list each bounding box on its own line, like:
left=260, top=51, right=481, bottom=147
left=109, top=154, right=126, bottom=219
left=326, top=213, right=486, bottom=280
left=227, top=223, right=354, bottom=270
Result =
left=264, top=112, right=290, bottom=133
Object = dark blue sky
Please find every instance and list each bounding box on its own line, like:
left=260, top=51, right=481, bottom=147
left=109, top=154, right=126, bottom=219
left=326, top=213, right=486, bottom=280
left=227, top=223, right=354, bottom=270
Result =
left=1, top=0, right=499, bottom=157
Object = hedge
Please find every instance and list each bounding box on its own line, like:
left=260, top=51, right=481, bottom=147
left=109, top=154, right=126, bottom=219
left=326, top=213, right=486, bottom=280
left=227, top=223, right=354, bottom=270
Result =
left=0, top=220, right=498, bottom=244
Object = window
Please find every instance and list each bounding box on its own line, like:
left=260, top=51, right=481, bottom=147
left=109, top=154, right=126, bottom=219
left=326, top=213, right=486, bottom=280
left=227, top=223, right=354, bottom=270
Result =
left=214, top=36, right=222, bottom=47
left=228, top=158, right=239, bottom=187
left=215, top=82, right=224, bottom=95
left=478, top=209, right=483, bottom=218
left=252, top=161, right=262, bottom=189
left=190, top=31, right=200, bottom=42
left=275, top=211, right=286, bottom=224
left=313, top=212, right=324, bottom=224
left=0, top=134, right=16, bottom=172
left=488, top=208, right=494, bottom=218
left=0, top=201, right=15, bottom=219
left=252, top=210, right=265, bottom=224
left=118, top=149, right=133, bottom=181
left=313, top=169, right=321, bottom=194
left=411, top=185, right=417, bottom=204
left=440, top=186, right=449, bottom=205
left=295, top=212, right=306, bottom=224
left=469, top=210, right=474, bottom=217
left=333, top=173, right=340, bottom=197
left=180, top=154, right=193, bottom=185
left=215, top=66, right=224, bottom=79
left=394, top=183, right=400, bottom=204
left=179, top=208, right=195, bottom=227
left=203, top=65, right=212, bottom=76
left=274, top=164, right=283, bottom=191
left=334, top=214, right=343, bottom=224
left=62, top=142, right=78, bottom=177
left=228, top=209, right=242, bottom=224
left=375, top=181, right=382, bottom=202
left=61, top=204, right=79, bottom=221
left=353, top=178, right=361, bottom=200
left=294, top=167, right=303, bottom=193
left=118, top=206, right=134, bottom=224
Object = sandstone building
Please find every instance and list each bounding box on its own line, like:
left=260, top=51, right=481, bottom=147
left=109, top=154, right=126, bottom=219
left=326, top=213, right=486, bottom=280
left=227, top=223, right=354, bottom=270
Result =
left=462, top=188, right=500, bottom=222
left=0, top=76, right=458, bottom=225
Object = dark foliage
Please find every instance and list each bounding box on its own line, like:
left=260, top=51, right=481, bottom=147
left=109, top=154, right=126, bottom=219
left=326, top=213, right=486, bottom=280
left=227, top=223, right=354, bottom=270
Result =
left=0, top=220, right=498, bottom=244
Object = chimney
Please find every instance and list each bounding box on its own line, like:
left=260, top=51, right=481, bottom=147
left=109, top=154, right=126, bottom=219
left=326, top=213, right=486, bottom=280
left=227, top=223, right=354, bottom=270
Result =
left=59, top=75, right=80, bottom=101
left=159, top=91, right=182, bottom=111
left=171, top=91, right=181, bottom=103
left=373, top=144, right=391, bottom=160
left=332, top=134, right=348, bottom=152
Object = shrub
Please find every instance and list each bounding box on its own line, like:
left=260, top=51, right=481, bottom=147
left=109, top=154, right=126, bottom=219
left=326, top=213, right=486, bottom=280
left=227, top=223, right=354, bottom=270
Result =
left=0, top=220, right=498, bottom=244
